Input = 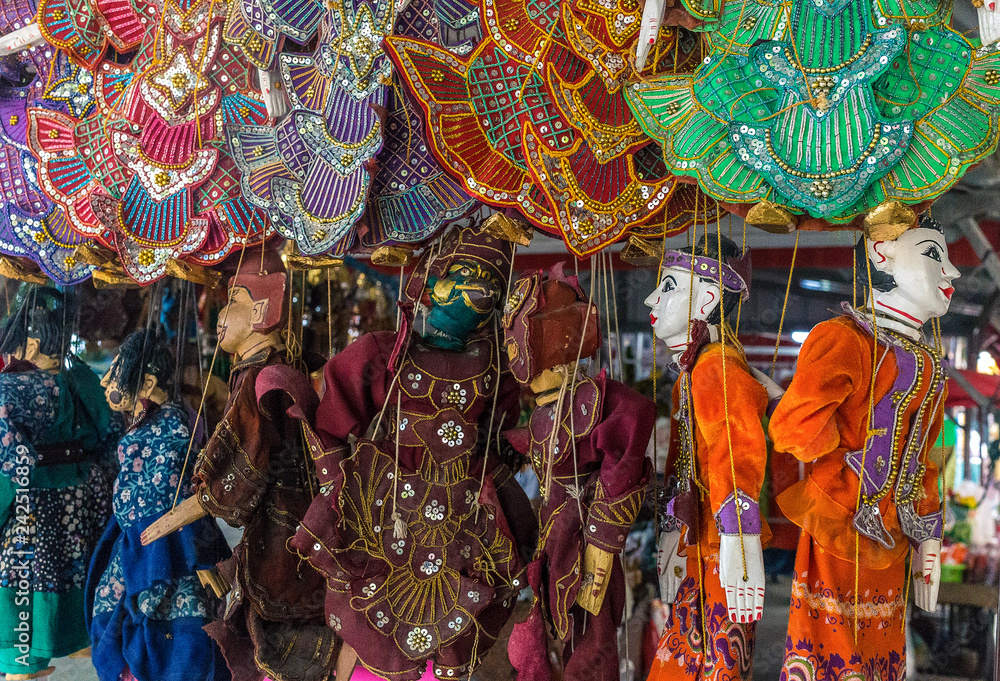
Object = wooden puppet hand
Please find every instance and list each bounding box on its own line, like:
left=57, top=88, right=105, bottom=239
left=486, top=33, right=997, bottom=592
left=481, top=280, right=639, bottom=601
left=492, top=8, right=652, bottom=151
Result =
left=914, top=538, right=942, bottom=613
left=657, top=530, right=687, bottom=603
left=0, top=24, right=44, bottom=55
left=139, top=495, right=208, bottom=546
left=750, top=367, right=785, bottom=402
left=719, top=534, right=765, bottom=624
left=635, top=0, right=666, bottom=70
left=257, top=68, right=290, bottom=120
left=575, top=544, right=616, bottom=615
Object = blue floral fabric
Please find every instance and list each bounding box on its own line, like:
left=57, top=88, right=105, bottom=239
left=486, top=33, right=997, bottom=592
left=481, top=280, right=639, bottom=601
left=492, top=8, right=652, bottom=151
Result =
left=86, top=402, right=231, bottom=681
left=0, top=362, right=118, bottom=673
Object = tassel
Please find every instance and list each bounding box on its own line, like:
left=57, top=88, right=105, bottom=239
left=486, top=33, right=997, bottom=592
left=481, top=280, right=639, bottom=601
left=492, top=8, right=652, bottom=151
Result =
left=392, top=511, right=408, bottom=539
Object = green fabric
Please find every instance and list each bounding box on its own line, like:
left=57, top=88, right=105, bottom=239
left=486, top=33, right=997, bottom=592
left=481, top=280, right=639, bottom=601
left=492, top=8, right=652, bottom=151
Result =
left=625, top=0, right=1000, bottom=221
left=0, top=588, right=89, bottom=673
left=50, top=358, right=112, bottom=451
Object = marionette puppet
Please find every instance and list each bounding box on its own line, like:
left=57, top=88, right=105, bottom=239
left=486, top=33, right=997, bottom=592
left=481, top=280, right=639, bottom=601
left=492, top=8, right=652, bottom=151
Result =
left=769, top=215, right=957, bottom=681
left=500, top=264, right=655, bottom=681
left=288, top=220, right=537, bottom=681
left=0, top=288, right=117, bottom=680
left=85, top=328, right=231, bottom=681
left=646, top=234, right=773, bottom=681
left=140, top=267, right=340, bottom=681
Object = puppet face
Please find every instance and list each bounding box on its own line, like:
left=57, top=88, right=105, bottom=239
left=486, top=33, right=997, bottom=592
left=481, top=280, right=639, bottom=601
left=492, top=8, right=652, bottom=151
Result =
left=871, top=228, right=960, bottom=321
left=644, top=266, right=721, bottom=350
left=419, top=260, right=501, bottom=350
left=217, top=286, right=269, bottom=354
left=101, top=357, right=139, bottom=413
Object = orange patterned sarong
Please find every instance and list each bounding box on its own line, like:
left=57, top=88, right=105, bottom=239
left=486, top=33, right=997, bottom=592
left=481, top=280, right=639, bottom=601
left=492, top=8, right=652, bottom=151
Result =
left=647, top=554, right=755, bottom=681
left=780, top=531, right=907, bottom=681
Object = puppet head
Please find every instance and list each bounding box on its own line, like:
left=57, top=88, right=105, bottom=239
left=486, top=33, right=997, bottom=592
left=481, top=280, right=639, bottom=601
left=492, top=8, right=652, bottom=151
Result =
left=856, top=214, right=960, bottom=326
left=102, top=328, right=174, bottom=415
left=407, top=219, right=514, bottom=350
left=502, top=263, right=601, bottom=384
left=645, top=234, right=749, bottom=352
left=218, top=270, right=288, bottom=356
left=0, top=286, right=69, bottom=371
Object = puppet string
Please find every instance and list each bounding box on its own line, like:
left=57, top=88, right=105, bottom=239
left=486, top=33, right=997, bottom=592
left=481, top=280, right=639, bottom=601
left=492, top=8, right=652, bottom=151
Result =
left=770, top=229, right=798, bottom=379
left=718, top=221, right=748, bottom=581
left=392, top=387, right=407, bottom=539
left=567, top=262, right=599, bottom=527
left=474, top=314, right=505, bottom=523
left=171, top=234, right=251, bottom=511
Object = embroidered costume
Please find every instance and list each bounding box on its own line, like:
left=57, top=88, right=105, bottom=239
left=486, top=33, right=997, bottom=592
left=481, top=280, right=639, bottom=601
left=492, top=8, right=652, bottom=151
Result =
left=0, top=360, right=117, bottom=675
left=193, top=348, right=340, bottom=681
left=87, top=401, right=230, bottom=681
left=290, top=224, right=536, bottom=681
left=768, top=307, right=945, bottom=681
left=647, top=343, right=769, bottom=681
left=384, top=0, right=711, bottom=256
left=500, top=265, right=654, bottom=681
left=626, top=0, right=1000, bottom=225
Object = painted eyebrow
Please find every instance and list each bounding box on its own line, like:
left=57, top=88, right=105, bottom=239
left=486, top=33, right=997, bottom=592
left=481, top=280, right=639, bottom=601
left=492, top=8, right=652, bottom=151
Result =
left=916, top=239, right=942, bottom=246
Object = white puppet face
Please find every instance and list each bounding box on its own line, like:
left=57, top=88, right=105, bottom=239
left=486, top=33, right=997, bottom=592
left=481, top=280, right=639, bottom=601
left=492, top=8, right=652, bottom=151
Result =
left=644, top=266, right=720, bottom=350
left=870, top=228, right=960, bottom=322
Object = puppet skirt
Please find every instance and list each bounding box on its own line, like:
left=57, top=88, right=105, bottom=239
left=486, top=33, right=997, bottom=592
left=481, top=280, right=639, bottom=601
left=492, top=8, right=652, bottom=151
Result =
left=647, top=553, right=755, bottom=681
left=779, top=531, right=907, bottom=681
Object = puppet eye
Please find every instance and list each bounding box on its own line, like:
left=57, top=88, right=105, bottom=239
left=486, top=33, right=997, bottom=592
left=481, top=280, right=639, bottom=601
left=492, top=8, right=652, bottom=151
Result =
left=661, top=275, right=676, bottom=293
left=922, top=245, right=941, bottom=262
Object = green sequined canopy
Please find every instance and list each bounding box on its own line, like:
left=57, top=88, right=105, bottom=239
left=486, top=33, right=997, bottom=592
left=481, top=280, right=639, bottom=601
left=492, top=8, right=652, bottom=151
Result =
left=626, top=0, right=1000, bottom=223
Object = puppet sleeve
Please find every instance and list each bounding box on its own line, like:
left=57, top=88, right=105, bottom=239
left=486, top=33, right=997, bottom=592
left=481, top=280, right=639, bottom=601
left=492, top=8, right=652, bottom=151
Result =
left=311, top=331, right=394, bottom=486
left=768, top=319, right=865, bottom=463
left=582, top=381, right=655, bottom=554
left=193, top=367, right=276, bottom=527
left=690, top=347, right=768, bottom=536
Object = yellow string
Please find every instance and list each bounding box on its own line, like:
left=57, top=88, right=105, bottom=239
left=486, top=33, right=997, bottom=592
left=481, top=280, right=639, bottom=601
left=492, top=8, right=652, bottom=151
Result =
left=717, top=221, right=747, bottom=580
left=171, top=233, right=251, bottom=511
left=853, top=237, right=882, bottom=640
left=769, top=229, right=798, bottom=378
left=652, top=219, right=670, bottom=543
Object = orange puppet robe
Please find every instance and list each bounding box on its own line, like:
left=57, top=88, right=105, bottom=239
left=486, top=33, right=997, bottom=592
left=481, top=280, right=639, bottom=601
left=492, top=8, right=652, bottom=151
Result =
left=648, top=343, right=770, bottom=681
left=769, top=312, right=945, bottom=681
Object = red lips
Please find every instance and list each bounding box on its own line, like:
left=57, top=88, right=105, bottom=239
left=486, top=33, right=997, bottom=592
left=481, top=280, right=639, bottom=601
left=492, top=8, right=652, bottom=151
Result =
left=939, top=286, right=954, bottom=300
left=650, top=313, right=657, bottom=324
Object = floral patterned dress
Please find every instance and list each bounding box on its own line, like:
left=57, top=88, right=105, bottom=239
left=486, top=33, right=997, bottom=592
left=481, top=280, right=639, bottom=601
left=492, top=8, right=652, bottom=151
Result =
left=0, top=361, right=118, bottom=675
left=86, top=402, right=231, bottom=681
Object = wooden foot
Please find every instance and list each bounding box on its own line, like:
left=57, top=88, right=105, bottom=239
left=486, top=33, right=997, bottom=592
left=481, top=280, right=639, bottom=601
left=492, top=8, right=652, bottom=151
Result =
left=335, top=643, right=359, bottom=681
left=67, top=646, right=91, bottom=659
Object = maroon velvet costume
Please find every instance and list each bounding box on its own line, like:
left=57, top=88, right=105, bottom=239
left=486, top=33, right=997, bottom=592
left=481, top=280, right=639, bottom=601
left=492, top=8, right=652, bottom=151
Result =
left=192, top=348, right=339, bottom=681
left=501, top=266, right=655, bottom=681
left=290, top=226, right=536, bottom=681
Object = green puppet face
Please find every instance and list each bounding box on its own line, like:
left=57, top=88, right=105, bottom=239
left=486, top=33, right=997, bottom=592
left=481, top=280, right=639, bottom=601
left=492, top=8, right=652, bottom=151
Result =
left=419, top=260, right=501, bottom=350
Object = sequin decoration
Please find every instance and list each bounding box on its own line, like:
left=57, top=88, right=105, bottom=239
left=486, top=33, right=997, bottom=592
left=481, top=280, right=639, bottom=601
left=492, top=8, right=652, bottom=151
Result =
left=626, top=0, right=1000, bottom=223
left=29, top=0, right=270, bottom=284
left=385, top=0, right=707, bottom=255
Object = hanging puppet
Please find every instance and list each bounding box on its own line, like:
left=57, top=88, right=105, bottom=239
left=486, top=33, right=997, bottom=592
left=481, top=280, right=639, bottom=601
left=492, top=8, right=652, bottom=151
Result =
left=769, top=214, right=956, bottom=681
left=287, top=219, right=537, bottom=681
left=86, top=328, right=231, bottom=681
left=0, top=287, right=116, bottom=680
left=142, top=264, right=341, bottom=681
left=500, top=264, right=654, bottom=681
left=645, top=234, right=773, bottom=681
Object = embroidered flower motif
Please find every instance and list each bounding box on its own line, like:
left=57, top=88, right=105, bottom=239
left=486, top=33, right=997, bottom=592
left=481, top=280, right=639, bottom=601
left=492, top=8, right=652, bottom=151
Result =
left=401, top=483, right=415, bottom=499
left=424, top=499, right=445, bottom=521
left=420, top=558, right=442, bottom=575
left=406, top=627, right=432, bottom=653
left=436, top=420, right=464, bottom=447
left=328, top=614, right=342, bottom=630
left=467, top=590, right=480, bottom=603
left=362, top=581, right=378, bottom=597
